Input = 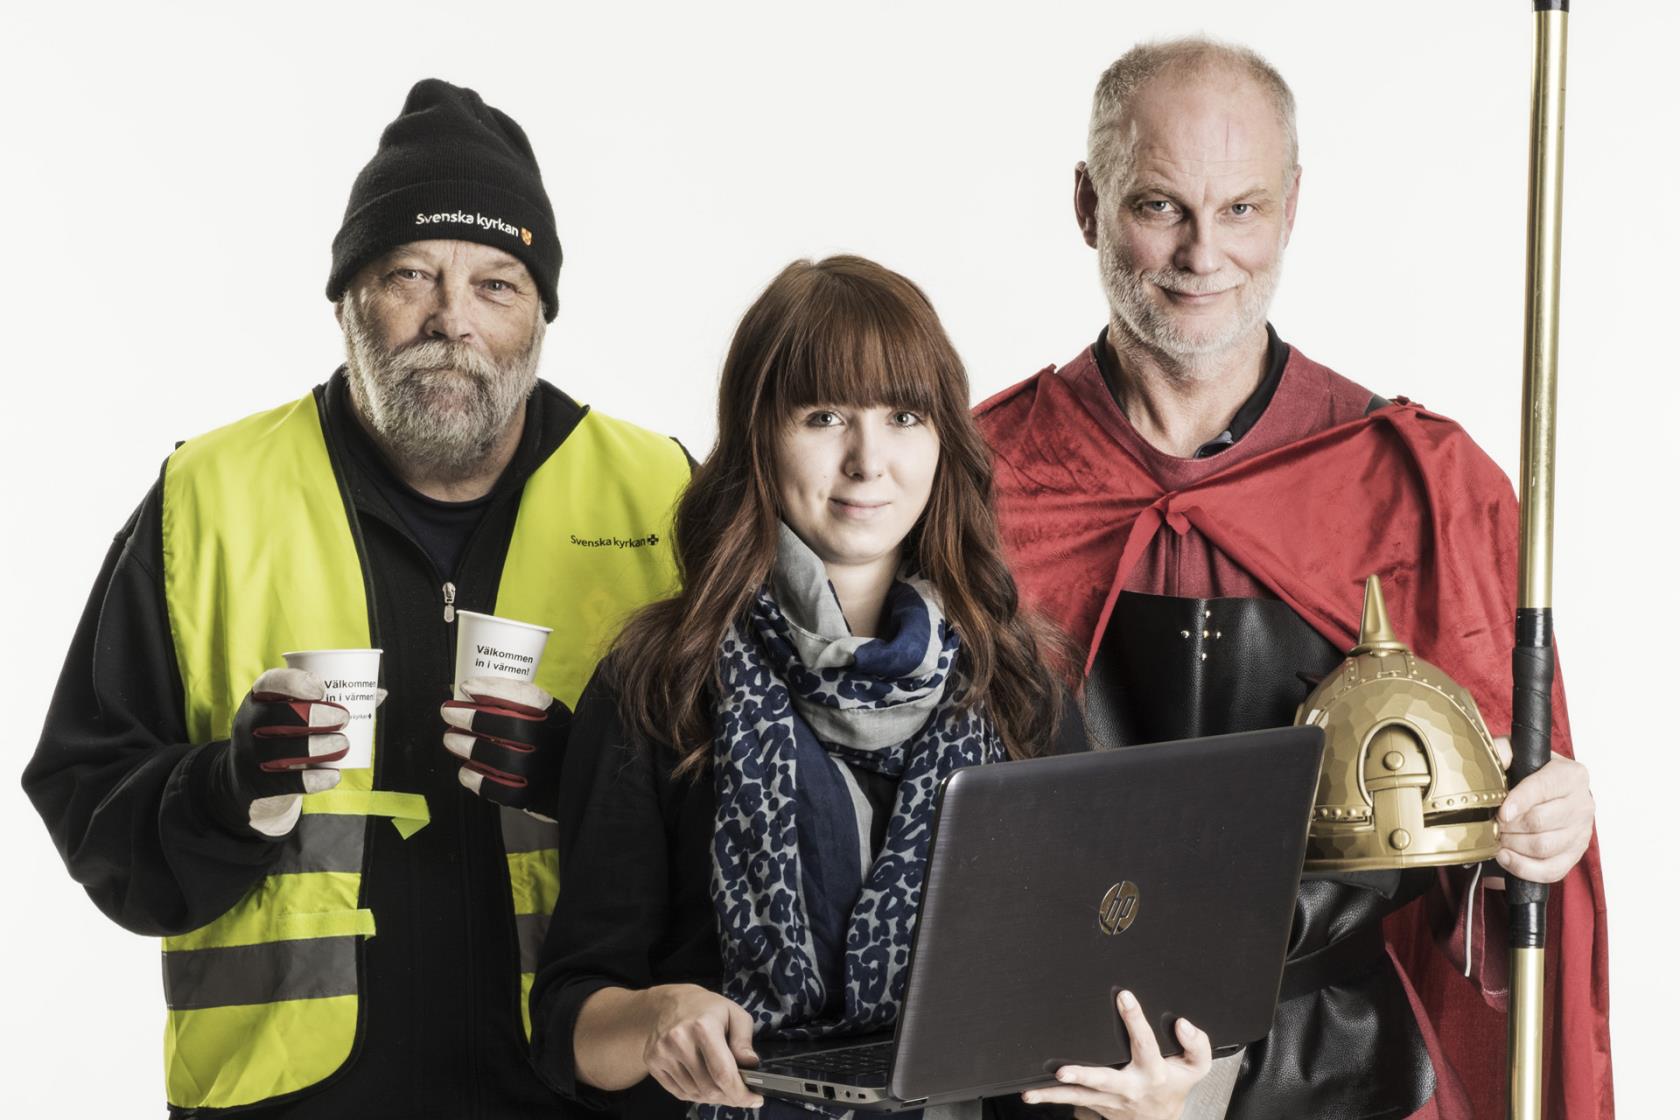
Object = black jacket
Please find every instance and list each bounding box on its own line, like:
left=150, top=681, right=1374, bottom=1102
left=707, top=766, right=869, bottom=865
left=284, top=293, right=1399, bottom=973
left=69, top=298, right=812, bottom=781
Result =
left=24, top=371, right=603, bottom=1119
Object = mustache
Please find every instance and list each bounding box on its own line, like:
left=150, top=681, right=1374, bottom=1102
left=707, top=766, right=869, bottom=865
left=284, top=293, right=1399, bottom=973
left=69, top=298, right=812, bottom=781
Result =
left=387, top=339, right=501, bottom=382
left=1144, top=270, right=1242, bottom=295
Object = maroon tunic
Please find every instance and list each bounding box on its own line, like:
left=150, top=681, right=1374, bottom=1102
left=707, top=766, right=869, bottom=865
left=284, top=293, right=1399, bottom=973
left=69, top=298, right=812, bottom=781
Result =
left=975, top=340, right=1613, bottom=1120
left=1062, top=340, right=1373, bottom=602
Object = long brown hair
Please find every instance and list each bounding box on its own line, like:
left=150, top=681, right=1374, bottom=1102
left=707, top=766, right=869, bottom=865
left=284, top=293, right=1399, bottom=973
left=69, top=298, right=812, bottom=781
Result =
left=611, top=255, right=1070, bottom=771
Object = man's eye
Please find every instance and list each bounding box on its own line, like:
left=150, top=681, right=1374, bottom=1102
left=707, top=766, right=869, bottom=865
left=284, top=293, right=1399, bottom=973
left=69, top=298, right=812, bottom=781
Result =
left=393, top=268, right=425, bottom=281
left=484, top=279, right=512, bottom=293
left=1140, top=200, right=1175, bottom=214
left=1231, top=203, right=1255, bottom=216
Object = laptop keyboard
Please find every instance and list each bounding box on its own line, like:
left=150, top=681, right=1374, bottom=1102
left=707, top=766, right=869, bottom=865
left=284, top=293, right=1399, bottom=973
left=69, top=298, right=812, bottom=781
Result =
left=758, top=1040, right=894, bottom=1080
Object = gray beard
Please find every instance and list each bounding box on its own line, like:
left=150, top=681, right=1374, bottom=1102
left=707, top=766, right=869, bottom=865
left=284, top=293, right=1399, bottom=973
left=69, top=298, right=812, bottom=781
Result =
left=1097, top=227, right=1284, bottom=379
left=341, top=300, right=544, bottom=478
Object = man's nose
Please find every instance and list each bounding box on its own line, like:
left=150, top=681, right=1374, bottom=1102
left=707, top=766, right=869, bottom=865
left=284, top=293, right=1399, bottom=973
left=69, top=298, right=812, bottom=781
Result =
left=1172, top=218, right=1223, bottom=275
left=423, top=281, right=474, bottom=341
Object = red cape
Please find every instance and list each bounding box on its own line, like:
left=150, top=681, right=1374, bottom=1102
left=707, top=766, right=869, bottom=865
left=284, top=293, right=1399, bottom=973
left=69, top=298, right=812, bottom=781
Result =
left=977, top=358, right=1613, bottom=1120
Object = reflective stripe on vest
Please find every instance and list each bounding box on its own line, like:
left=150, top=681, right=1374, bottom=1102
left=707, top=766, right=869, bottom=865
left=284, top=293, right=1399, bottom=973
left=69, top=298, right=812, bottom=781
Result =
left=159, top=391, right=685, bottom=1109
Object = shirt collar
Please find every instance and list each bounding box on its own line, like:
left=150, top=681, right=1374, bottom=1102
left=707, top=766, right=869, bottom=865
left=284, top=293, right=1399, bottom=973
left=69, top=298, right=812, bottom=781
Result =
left=1092, top=323, right=1290, bottom=459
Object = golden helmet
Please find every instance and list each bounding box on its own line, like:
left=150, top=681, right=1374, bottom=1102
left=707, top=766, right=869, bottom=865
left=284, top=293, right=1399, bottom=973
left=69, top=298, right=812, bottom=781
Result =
left=1294, top=576, right=1507, bottom=872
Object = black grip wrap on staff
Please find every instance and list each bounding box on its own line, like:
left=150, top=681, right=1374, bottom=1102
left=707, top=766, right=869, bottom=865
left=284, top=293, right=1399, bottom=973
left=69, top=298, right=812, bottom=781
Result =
left=1508, top=608, right=1554, bottom=918
left=1534, top=0, right=1568, bottom=12
left=1511, top=901, right=1547, bottom=950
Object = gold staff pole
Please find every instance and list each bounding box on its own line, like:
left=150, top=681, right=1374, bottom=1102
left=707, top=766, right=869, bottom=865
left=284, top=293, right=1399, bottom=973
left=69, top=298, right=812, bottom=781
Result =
left=1509, top=2, right=1568, bottom=1118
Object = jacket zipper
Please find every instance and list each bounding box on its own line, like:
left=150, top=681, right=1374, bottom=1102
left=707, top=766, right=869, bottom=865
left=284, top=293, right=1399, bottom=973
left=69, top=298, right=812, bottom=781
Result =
left=352, top=460, right=526, bottom=1115
left=315, top=381, right=542, bottom=1114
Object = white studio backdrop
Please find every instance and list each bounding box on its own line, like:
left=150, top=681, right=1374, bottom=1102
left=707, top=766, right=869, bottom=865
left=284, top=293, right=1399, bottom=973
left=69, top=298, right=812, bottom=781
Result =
left=2, top=1, right=1670, bottom=1113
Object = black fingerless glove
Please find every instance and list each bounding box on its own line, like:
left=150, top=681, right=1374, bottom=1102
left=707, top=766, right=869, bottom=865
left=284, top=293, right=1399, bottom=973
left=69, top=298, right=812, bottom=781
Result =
left=442, top=688, right=572, bottom=820
left=204, top=685, right=348, bottom=837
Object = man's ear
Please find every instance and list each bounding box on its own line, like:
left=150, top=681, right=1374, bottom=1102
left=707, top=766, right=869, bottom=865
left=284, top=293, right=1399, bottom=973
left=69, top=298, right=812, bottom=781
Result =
left=1282, top=164, right=1302, bottom=245
left=1073, top=162, right=1101, bottom=249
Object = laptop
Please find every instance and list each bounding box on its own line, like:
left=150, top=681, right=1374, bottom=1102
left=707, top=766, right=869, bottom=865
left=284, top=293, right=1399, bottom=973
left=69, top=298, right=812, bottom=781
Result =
left=739, top=725, right=1325, bottom=1112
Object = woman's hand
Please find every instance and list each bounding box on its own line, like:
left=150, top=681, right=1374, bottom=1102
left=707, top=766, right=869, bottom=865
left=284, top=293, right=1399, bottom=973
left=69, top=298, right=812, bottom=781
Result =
left=641, top=984, right=764, bottom=1108
left=1020, top=990, right=1210, bottom=1119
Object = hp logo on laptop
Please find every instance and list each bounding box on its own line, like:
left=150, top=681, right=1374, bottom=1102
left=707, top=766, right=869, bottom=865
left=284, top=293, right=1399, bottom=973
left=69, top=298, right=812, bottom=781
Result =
left=1099, top=881, right=1140, bottom=935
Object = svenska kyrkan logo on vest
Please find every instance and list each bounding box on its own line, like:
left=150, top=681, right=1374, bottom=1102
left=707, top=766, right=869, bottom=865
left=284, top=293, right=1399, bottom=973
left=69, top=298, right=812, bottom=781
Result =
left=570, top=532, right=661, bottom=550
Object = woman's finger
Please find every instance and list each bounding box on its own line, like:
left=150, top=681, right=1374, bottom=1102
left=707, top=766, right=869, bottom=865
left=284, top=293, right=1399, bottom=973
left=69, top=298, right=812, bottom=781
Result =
left=692, top=1020, right=735, bottom=1087
left=1116, top=989, right=1162, bottom=1067
left=694, top=1017, right=761, bottom=1108
left=1173, top=1016, right=1213, bottom=1074
left=670, top=1034, right=730, bottom=1105
left=1049, top=1062, right=1133, bottom=1095
left=725, top=999, right=760, bottom=1068
left=1022, top=1082, right=1132, bottom=1110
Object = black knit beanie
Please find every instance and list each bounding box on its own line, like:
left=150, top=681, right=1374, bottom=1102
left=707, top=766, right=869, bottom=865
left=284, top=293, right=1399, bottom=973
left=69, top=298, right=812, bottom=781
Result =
left=327, top=79, right=561, bottom=321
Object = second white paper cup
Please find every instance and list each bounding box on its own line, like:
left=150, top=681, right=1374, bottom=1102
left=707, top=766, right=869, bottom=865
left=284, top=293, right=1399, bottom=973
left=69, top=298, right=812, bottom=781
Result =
left=280, top=648, right=383, bottom=770
left=453, top=610, right=553, bottom=700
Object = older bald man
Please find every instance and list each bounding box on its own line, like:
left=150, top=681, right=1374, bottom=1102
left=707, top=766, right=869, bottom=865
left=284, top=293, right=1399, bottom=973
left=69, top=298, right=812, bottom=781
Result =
left=978, top=38, right=1610, bottom=1120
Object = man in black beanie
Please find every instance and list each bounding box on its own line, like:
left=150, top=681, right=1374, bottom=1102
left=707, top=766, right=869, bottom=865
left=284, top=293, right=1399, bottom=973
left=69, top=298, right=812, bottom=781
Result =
left=329, top=77, right=563, bottom=321
left=24, top=78, right=690, bottom=1118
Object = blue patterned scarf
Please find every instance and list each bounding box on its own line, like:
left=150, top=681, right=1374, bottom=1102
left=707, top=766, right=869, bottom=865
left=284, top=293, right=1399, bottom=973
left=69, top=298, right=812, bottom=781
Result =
left=701, top=526, right=1001, bottom=1119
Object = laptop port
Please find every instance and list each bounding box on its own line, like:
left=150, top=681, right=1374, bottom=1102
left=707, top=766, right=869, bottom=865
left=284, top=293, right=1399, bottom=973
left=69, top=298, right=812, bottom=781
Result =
left=803, top=1084, right=819, bottom=1094
left=822, top=1086, right=836, bottom=1100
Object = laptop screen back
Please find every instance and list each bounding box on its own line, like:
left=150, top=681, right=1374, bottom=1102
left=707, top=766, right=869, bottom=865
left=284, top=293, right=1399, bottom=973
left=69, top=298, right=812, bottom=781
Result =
left=890, top=727, right=1324, bottom=1103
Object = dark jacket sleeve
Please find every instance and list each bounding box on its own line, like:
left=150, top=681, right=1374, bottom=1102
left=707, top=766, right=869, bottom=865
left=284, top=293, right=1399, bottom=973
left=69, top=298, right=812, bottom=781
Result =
left=530, top=667, right=675, bottom=1107
left=20, top=475, right=283, bottom=937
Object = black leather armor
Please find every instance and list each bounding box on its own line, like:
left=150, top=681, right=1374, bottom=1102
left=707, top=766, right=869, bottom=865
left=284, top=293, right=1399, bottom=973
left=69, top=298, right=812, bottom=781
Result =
left=1086, top=591, right=1435, bottom=1120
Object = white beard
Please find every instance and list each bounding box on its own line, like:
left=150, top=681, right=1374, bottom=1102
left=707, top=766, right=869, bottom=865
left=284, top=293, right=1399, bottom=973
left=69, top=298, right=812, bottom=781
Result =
left=342, top=299, right=544, bottom=477
left=1097, top=222, right=1285, bottom=373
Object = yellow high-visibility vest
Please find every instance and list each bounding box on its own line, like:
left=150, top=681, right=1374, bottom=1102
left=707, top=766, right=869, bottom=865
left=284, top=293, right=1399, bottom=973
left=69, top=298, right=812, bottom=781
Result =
left=158, top=389, right=685, bottom=1110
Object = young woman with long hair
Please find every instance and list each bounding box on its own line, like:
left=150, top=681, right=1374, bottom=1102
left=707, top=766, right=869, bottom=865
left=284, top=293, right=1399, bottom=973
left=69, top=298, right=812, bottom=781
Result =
left=528, top=256, right=1209, bottom=1119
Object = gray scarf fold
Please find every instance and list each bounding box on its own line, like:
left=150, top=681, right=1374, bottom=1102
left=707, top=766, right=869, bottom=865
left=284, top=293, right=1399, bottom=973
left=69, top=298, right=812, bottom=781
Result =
left=769, top=523, right=948, bottom=750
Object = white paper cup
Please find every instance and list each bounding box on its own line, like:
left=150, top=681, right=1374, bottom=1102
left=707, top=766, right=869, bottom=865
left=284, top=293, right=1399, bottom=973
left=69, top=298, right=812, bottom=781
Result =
left=453, top=611, right=553, bottom=700
left=281, top=648, right=383, bottom=770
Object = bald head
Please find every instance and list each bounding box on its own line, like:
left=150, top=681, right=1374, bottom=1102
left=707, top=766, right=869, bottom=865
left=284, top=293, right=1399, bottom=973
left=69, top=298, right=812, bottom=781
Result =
left=1086, top=37, right=1298, bottom=195
left=1072, top=37, right=1302, bottom=377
